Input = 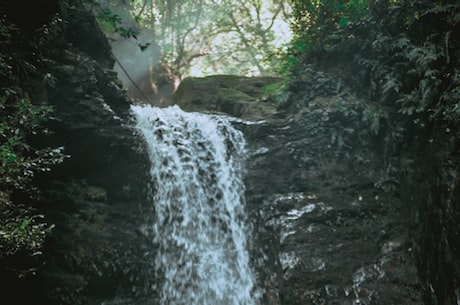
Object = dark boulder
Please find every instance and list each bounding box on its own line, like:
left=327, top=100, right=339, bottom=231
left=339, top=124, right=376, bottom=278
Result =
left=173, top=75, right=281, bottom=120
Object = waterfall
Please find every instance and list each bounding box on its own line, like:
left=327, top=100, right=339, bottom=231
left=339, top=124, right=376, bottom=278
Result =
left=132, top=105, right=258, bottom=305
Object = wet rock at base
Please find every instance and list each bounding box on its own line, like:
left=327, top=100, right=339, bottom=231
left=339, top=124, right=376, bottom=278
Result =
left=236, top=98, right=424, bottom=305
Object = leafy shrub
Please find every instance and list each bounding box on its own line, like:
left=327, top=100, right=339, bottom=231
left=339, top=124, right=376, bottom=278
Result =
left=286, top=0, right=460, bottom=136
left=0, top=15, right=64, bottom=276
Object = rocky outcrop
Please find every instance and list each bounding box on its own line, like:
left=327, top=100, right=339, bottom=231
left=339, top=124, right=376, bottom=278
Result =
left=173, top=73, right=425, bottom=303
left=2, top=4, right=155, bottom=305
left=173, top=75, right=281, bottom=120
left=178, top=72, right=460, bottom=305
left=35, top=50, right=155, bottom=304
left=37, top=10, right=157, bottom=305
left=171, top=67, right=460, bottom=305
left=169, top=73, right=427, bottom=304
left=236, top=96, right=424, bottom=305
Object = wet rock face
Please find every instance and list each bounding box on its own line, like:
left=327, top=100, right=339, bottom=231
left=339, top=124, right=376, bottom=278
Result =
left=65, top=8, right=115, bottom=69
left=9, top=6, right=156, bottom=305
left=36, top=49, right=155, bottom=304
left=237, top=98, right=424, bottom=305
left=400, top=136, right=460, bottom=305
left=173, top=75, right=426, bottom=303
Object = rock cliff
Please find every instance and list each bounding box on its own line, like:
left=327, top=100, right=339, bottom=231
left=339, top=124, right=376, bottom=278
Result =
left=238, top=96, right=423, bottom=305
left=174, top=73, right=425, bottom=304
left=176, top=75, right=459, bottom=305
left=2, top=3, right=155, bottom=305
left=174, top=58, right=459, bottom=305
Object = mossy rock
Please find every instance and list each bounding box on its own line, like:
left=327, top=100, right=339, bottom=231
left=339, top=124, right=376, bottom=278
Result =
left=173, top=75, right=282, bottom=120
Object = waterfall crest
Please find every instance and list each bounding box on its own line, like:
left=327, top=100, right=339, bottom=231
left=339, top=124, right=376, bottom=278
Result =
left=132, top=105, right=258, bottom=305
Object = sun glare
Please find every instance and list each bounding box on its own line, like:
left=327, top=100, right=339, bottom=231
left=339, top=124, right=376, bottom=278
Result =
left=188, top=5, right=292, bottom=77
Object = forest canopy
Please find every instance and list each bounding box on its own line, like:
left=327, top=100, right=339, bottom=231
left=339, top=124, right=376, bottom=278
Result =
left=285, top=0, right=460, bottom=133
left=89, top=0, right=292, bottom=102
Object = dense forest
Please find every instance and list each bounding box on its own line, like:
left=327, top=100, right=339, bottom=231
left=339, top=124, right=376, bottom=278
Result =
left=1, top=0, right=459, bottom=304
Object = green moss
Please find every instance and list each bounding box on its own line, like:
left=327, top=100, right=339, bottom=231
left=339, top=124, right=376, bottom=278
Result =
left=173, top=75, right=281, bottom=120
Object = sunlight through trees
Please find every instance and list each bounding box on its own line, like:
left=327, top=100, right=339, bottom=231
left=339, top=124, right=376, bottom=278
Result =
left=93, top=0, right=292, bottom=103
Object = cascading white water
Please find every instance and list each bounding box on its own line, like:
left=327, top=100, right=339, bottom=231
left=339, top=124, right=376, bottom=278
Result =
left=132, top=105, right=259, bottom=305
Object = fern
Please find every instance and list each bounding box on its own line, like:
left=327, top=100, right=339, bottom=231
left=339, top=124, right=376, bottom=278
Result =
left=382, top=74, right=401, bottom=94
left=421, top=4, right=456, bottom=17
left=390, top=36, right=411, bottom=52
left=424, top=69, right=438, bottom=80
left=288, top=0, right=460, bottom=132
left=406, top=44, right=441, bottom=66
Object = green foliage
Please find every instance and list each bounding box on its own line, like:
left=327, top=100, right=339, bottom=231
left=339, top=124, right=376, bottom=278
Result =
left=290, top=0, right=368, bottom=53
left=261, top=81, right=293, bottom=106
left=80, top=0, right=139, bottom=40
left=0, top=16, right=64, bottom=276
left=94, top=0, right=291, bottom=90
left=362, top=104, right=389, bottom=135
left=286, top=0, right=460, bottom=137
left=95, top=6, right=139, bottom=38
left=34, top=15, right=65, bottom=49
left=0, top=195, right=54, bottom=262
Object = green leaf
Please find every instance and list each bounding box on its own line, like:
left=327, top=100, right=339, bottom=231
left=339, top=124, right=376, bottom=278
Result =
left=338, top=16, right=348, bottom=28
left=6, top=153, right=16, bottom=163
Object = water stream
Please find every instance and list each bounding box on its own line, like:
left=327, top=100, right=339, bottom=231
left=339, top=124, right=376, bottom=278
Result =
left=132, top=105, right=258, bottom=305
